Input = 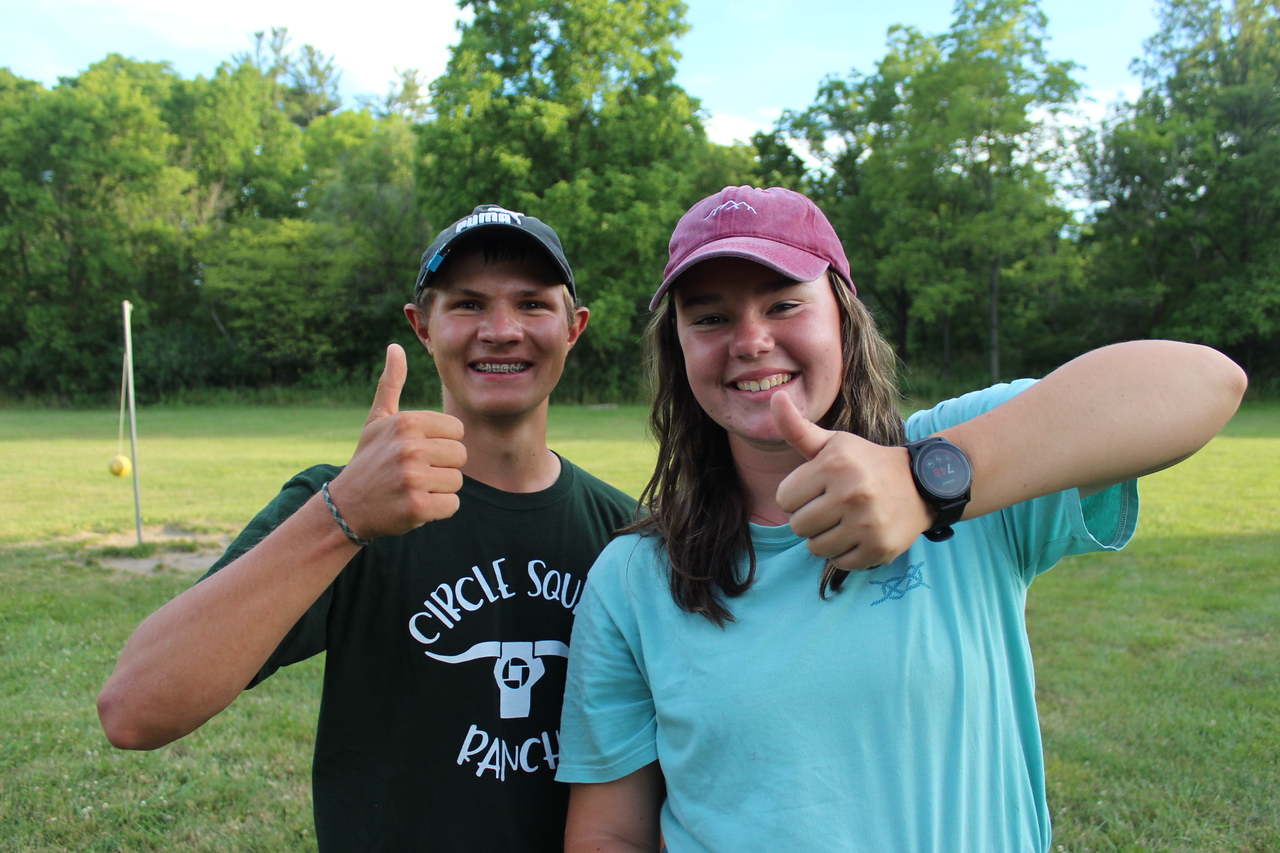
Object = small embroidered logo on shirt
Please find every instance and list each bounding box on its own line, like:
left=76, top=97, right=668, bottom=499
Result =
left=869, top=561, right=929, bottom=606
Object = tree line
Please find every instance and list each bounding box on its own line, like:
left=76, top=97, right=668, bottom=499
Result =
left=1, top=0, right=1275, bottom=405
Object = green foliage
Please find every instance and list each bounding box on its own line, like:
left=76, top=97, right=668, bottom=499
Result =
left=304, top=112, right=430, bottom=373
left=750, top=130, right=808, bottom=190
left=3, top=3, right=1280, bottom=402
left=234, top=27, right=343, bottom=129
left=417, top=0, right=755, bottom=400
left=177, top=58, right=307, bottom=221
left=356, top=68, right=431, bottom=123
left=200, top=218, right=354, bottom=379
left=0, top=57, right=198, bottom=399
left=1084, top=0, right=1280, bottom=378
left=0, top=32, right=412, bottom=403
left=779, top=0, right=1086, bottom=381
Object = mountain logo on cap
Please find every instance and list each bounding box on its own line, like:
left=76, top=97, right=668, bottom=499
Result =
left=705, top=200, right=757, bottom=219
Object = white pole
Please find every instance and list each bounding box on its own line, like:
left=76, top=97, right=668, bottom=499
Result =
left=122, top=300, right=143, bottom=546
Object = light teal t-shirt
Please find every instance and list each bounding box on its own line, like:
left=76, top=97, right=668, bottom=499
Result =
left=557, top=380, right=1139, bottom=853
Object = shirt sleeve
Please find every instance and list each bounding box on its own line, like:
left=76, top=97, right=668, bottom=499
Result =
left=557, top=536, right=660, bottom=783
left=907, top=380, right=1139, bottom=584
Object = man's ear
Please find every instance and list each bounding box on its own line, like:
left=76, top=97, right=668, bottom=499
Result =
left=566, top=306, right=589, bottom=349
left=404, top=303, right=434, bottom=356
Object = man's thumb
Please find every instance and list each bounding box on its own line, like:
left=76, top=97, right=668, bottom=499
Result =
left=771, top=391, right=832, bottom=461
left=367, top=344, right=407, bottom=423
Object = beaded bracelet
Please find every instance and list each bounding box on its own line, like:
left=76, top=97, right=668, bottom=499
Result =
left=321, top=481, right=372, bottom=547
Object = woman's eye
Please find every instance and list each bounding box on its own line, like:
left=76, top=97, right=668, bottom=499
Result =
left=771, top=301, right=801, bottom=313
left=691, top=314, right=725, bottom=326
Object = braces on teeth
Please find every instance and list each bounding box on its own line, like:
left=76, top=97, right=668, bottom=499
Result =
left=474, top=363, right=529, bottom=373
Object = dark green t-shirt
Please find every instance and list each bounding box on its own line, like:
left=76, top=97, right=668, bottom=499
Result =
left=203, top=457, right=636, bottom=852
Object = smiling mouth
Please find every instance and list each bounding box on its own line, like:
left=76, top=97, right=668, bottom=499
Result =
left=472, top=362, right=531, bottom=374
left=734, top=373, right=794, bottom=392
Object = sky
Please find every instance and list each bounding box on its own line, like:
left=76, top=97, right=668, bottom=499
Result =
left=1, top=0, right=1161, bottom=145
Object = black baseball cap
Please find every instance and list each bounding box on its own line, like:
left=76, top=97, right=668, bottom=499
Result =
left=414, top=204, right=575, bottom=300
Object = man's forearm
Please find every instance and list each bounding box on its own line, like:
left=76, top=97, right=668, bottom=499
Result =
left=97, top=494, right=360, bottom=749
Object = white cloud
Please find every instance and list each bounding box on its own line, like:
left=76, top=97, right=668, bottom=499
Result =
left=703, top=112, right=772, bottom=147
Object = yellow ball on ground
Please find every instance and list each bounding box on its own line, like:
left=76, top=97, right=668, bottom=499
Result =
left=109, top=455, right=132, bottom=477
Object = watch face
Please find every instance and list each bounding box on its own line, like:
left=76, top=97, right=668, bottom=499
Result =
left=917, top=446, right=970, bottom=499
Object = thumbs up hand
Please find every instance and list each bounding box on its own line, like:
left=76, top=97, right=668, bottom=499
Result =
left=772, top=392, right=930, bottom=570
left=326, top=344, right=467, bottom=541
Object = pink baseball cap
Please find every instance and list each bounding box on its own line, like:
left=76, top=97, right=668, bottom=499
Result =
left=650, top=186, right=854, bottom=310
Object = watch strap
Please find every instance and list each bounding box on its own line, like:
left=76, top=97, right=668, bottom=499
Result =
left=923, top=496, right=966, bottom=542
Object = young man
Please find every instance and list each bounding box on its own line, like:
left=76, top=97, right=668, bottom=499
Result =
left=97, top=205, right=638, bottom=852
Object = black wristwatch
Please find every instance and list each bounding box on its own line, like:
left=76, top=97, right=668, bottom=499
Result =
left=905, top=436, right=972, bottom=542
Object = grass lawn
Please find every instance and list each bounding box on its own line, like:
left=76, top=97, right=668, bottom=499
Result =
left=1031, top=403, right=1280, bottom=852
left=0, top=401, right=1275, bottom=851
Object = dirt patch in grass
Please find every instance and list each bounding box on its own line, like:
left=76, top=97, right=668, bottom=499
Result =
left=63, top=525, right=234, bottom=575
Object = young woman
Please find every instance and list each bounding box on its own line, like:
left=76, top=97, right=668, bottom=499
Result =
left=555, top=186, right=1247, bottom=853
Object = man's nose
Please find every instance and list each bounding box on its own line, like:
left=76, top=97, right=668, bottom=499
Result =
left=480, top=304, right=522, bottom=343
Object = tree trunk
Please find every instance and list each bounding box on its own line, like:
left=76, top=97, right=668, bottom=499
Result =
left=989, top=255, right=1001, bottom=384
left=942, top=314, right=952, bottom=383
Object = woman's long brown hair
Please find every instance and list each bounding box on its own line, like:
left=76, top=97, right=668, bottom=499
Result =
left=624, top=273, right=906, bottom=626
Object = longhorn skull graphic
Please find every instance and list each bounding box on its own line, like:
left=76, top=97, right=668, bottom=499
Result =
left=424, top=640, right=569, bottom=718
